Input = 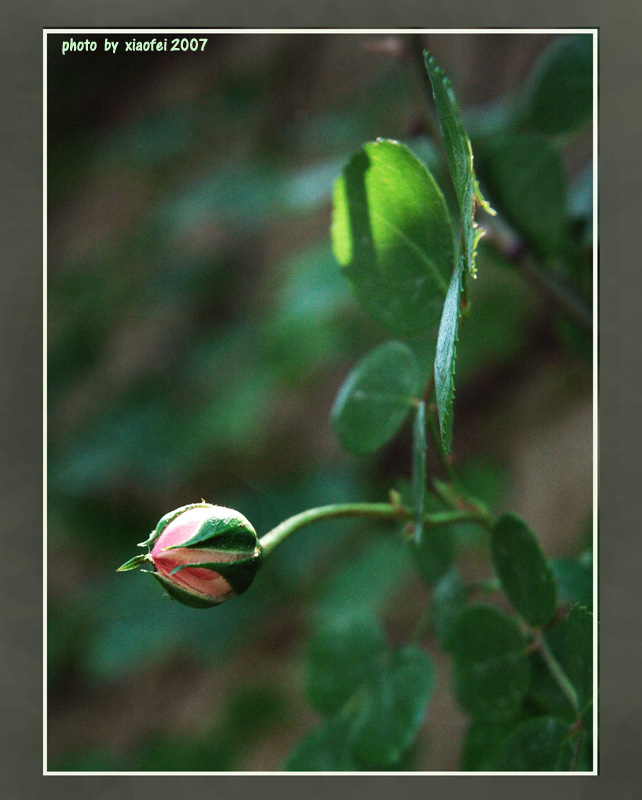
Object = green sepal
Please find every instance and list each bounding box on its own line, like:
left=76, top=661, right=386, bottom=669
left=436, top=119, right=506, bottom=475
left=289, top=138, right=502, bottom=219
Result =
left=167, top=512, right=258, bottom=552
left=167, top=549, right=263, bottom=596
left=145, top=570, right=229, bottom=609
left=116, top=553, right=148, bottom=572
left=137, top=502, right=212, bottom=548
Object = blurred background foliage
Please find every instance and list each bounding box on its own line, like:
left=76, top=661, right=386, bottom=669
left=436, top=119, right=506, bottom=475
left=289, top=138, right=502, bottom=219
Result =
left=47, top=32, right=593, bottom=771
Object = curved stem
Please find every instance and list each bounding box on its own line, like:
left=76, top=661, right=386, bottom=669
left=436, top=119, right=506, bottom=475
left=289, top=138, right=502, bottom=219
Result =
left=259, top=503, right=482, bottom=558
left=538, top=632, right=579, bottom=714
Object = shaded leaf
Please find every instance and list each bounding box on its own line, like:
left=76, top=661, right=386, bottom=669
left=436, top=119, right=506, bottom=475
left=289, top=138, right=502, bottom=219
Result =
left=521, top=34, right=594, bottom=137
left=284, top=717, right=361, bottom=771
left=475, top=133, right=569, bottom=259
left=499, top=716, right=574, bottom=771
left=462, top=715, right=523, bottom=771
left=348, top=646, right=436, bottom=767
left=450, top=605, right=530, bottom=720
left=491, top=513, right=557, bottom=627
left=305, top=611, right=387, bottom=715
left=332, top=139, right=454, bottom=334
left=551, top=552, right=593, bottom=610
left=331, top=340, right=420, bottom=455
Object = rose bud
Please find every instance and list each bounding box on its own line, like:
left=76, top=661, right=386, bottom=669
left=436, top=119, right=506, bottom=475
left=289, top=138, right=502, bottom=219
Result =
left=117, top=503, right=262, bottom=608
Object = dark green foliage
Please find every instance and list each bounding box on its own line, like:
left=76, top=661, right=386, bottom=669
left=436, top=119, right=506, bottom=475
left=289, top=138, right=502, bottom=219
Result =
left=347, top=647, right=436, bottom=768
left=520, top=34, right=594, bottom=136
left=491, top=513, right=557, bottom=627
left=305, top=612, right=387, bottom=715
left=475, top=133, right=569, bottom=259
left=284, top=718, right=362, bottom=771
left=498, top=716, right=575, bottom=771
left=450, top=605, right=531, bottom=720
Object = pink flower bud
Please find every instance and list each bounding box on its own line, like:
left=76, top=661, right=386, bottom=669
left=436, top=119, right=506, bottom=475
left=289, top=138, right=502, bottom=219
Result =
left=118, top=503, right=263, bottom=609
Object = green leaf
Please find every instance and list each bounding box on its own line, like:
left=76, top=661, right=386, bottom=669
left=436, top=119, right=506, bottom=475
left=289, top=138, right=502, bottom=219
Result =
left=431, top=568, right=465, bottom=649
left=566, top=604, right=593, bottom=711
left=461, top=715, right=522, bottom=771
left=331, top=340, right=420, bottom=455
left=332, top=139, right=454, bottom=334
left=424, top=52, right=493, bottom=276
left=499, top=716, right=574, bottom=771
left=411, top=401, right=427, bottom=544
left=551, top=553, right=593, bottom=610
left=450, top=605, right=530, bottom=720
left=475, top=133, right=569, bottom=259
left=348, top=646, right=436, bottom=768
left=521, top=34, right=594, bottom=137
left=116, top=553, right=147, bottom=571
left=305, top=611, right=387, bottom=715
left=434, top=256, right=463, bottom=452
left=491, top=513, right=557, bottom=628
left=284, top=717, right=361, bottom=771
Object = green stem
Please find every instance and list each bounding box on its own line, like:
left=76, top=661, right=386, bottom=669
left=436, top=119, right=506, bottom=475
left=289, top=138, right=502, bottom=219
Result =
left=538, top=633, right=579, bottom=714
left=259, top=503, right=482, bottom=558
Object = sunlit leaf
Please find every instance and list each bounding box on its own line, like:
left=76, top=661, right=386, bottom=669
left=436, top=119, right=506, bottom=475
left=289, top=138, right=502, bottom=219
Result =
left=332, top=139, right=454, bottom=334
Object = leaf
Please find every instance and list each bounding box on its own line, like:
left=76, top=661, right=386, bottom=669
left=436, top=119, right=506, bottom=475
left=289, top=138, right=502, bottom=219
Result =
left=475, top=133, right=569, bottom=259
left=520, top=34, right=594, bottom=137
left=284, top=717, right=361, bottom=771
left=498, top=716, right=574, bottom=771
left=491, top=513, right=557, bottom=628
left=461, top=715, right=522, bottom=771
left=411, top=401, right=427, bottom=544
left=450, top=605, right=530, bottom=720
left=116, top=553, right=147, bottom=571
left=347, top=646, right=436, bottom=768
left=551, top=553, right=593, bottom=610
left=434, top=255, right=463, bottom=452
left=424, top=52, right=493, bottom=276
left=331, top=340, right=420, bottom=455
left=566, top=604, right=593, bottom=711
left=305, top=611, right=387, bottom=715
left=332, top=139, right=454, bottom=334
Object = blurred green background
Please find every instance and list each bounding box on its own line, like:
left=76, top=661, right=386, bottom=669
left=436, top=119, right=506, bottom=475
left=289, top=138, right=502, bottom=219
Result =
left=47, top=32, right=593, bottom=771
